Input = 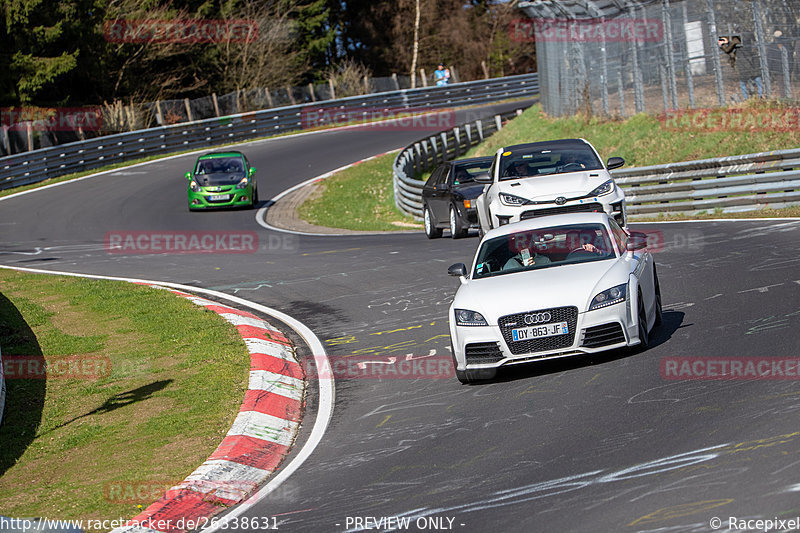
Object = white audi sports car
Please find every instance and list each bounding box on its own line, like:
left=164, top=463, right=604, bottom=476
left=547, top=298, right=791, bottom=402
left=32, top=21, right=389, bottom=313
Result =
left=474, top=138, right=627, bottom=234
left=448, top=212, right=661, bottom=383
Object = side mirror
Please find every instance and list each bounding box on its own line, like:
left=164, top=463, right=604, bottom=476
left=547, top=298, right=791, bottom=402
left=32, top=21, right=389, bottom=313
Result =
left=606, top=157, right=625, bottom=170
left=473, top=172, right=492, bottom=184
left=185, top=171, right=192, bottom=180
left=448, top=263, right=467, bottom=277
left=249, top=166, right=256, bottom=176
left=626, top=231, right=648, bottom=251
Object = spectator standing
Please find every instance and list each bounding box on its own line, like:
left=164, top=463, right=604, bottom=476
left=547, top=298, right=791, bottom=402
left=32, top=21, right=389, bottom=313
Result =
left=718, top=32, right=763, bottom=100
left=434, top=63, right=450, bottom=86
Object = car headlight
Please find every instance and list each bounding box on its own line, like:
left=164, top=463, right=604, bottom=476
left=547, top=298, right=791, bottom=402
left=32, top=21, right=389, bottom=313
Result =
left=235, top=177, right=249, bottom=189
left=190, top=181, right=201, bottom=192
left=454, top=309, right=488, bottom=326
left=499, top=193, right=529, bottom=206
left=589, top=284, right=627, bottom=310
left=589, top=180, right=615, bottom=197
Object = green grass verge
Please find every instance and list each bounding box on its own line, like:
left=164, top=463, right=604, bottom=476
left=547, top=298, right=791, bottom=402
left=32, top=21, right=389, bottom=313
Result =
left=467, top=101, right=800, bottom=165
left=0, top=270, right=249, bottom=529
left=297, top=154, right=422, bottom=231
left=298, top=101, right=800, bottom=231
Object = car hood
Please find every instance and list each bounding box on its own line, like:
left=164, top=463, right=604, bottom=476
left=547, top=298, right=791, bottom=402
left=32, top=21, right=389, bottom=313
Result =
left=497, top=171, right=611, bottom=201
left=453, top=257, right=634, bottom=323
left=453, top=182, right=487, bottom=199
left=195, top=173, right=244, bottom=187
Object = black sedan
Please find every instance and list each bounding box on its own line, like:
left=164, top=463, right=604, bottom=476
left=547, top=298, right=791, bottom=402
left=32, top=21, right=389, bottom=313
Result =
left=422, top=156, right=492, bottom=239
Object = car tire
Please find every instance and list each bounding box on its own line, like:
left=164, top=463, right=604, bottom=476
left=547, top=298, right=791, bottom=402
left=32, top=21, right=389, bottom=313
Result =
left=653, top=266, right=663, bottom=327
left=449, top=205, right=468, bottom=239
left=636, top=289, right=650, bottom=351
left=424, top=206, right=442, bottom=239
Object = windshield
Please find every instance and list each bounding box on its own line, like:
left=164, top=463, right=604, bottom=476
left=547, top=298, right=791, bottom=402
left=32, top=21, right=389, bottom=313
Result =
left=472, top=223, right=616, bottom=279
left=195, top=157, right=245, bottom=176
left=452, top=160, right=492, bottom=185
left=499, top=146, right=603, bottom=181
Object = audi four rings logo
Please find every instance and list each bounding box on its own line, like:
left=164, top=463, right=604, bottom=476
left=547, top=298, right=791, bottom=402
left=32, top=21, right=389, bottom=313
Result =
left=524, top=312, right=551, bottom=324
left=555, top=196, right=567, bottom=205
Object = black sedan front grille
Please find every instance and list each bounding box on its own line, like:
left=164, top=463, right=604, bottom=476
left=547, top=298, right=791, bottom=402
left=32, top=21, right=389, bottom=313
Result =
left=464, top=342, right=504, bottom=364
left=520, top=203, right=604, bottom=220
left=498, top=306, right=578, bottom=355
left=582, top=323, right=626, bottom=348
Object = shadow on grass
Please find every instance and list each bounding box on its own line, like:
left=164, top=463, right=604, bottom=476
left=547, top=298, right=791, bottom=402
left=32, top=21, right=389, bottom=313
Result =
left=43, top=380, right=173, bottom=434
left=0, top=291, right=45, bottom=477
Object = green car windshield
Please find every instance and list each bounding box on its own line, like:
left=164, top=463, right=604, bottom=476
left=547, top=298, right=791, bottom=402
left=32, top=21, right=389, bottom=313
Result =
left=196, top=157, right=245, bottom=176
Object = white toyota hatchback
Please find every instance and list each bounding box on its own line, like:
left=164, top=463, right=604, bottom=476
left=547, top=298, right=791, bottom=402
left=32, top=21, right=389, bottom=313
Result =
left=448, top=212, right=661, bottom=383
left=474, top=138, right=627, bottom=233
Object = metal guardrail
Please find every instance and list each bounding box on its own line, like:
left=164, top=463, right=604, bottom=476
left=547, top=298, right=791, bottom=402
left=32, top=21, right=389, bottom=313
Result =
left=614, top=148, right=800, bottom=216
left=393, top=110, right=525, bottom=219
left=394, top=121, right=800, bottom=219
left=0, top=74, right=539, bottom=191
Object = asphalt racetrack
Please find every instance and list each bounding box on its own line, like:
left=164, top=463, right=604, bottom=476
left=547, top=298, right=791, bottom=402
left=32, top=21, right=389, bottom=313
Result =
left=2, top=100, right=800, bottom=533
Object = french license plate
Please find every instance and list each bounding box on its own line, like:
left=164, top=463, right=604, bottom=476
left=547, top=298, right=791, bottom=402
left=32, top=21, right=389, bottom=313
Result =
left=512, top=321, right=569, bottom=342
left=209, top=194, right=231, bottom=201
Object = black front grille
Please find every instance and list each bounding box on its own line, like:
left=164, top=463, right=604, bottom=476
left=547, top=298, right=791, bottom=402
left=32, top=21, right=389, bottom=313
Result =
left=464, top=342, right=504, bottom=364
left=498, top=306, right=578, bottom=355
left=582, top=323, right=626, bottom=348
left=520, top=203, right=604, bottom=220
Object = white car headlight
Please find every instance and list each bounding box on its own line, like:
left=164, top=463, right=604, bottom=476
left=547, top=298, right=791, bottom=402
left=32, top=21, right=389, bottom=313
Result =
left=589, top=283, right=627, bottom=310
left=236, top=177, right=249, bottom=189
left=499, top=193, right=528, bottom=206
left=454, top=309, right=488, bottom=326
left=589, top=180, right=615, bottom=197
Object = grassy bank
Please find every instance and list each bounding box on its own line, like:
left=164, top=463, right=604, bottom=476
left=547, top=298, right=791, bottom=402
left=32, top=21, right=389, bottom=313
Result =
left=297, top=154, right=421, bottom=231
left=0, top=270, right=249, bottom=530
left=298, top=102, right=800, bottom=230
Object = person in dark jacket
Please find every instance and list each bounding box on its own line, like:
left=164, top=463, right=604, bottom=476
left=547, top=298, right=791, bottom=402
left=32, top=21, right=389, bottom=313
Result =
left=718, top=32, right=763, bottom=99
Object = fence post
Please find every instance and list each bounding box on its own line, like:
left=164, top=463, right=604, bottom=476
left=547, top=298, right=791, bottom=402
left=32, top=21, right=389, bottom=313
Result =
left=705, top=0, right=726, bottom=106
left=26, top=121, right=33, bottom=152
left=662, top=0, right=678, bottom=110
left=682, top=2, right=696, bottom=109
left=155, top=100, right=164, bottom=125
left=212, top=93, right=221, bottom=117
left=751, top=0, right=772, bottom=98
left=184, top=98, right=193, bottom=122
left=328, top=79, right=336, bottom=100
left=781, top=46, right=792, bottom=99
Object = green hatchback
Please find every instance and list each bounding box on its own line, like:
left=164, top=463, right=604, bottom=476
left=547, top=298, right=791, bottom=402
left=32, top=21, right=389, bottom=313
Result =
left=186, top=151, right=258, bottom=210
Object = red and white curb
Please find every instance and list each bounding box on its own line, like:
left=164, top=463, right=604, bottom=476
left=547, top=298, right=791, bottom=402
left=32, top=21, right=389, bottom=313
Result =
left=112, top=286, right=306, bottom=533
